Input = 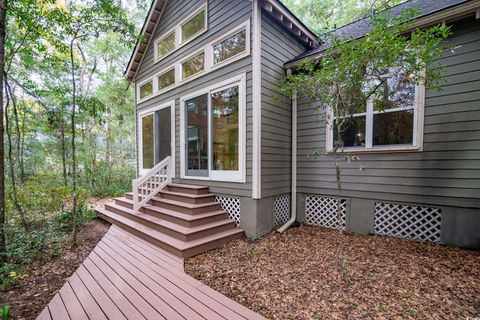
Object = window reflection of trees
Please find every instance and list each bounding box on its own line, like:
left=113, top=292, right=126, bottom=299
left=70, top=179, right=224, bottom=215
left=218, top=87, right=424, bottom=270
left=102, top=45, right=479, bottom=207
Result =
left=182, top=52, right=205, bottom=79
left=213, top=29, right=246, bottom=65
left=182, top=10, right=205, bottom=42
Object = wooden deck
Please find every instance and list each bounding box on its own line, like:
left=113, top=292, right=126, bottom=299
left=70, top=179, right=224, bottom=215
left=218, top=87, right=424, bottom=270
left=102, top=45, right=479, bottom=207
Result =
left=37, top=226, right=263, bottom=320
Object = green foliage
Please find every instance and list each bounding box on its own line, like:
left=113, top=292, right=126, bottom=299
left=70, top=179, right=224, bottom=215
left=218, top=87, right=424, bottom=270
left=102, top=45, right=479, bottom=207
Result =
left=1, top=305, right=10, bottom=320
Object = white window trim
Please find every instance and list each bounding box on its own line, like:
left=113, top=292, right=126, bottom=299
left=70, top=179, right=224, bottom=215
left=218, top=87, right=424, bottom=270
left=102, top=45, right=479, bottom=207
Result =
left=179, top=72, right=247, bottom=183
left=211, top=20, right=251, bottom=70
left=153, top=29, right=176, bottom=62
left=179, top=48, right=206, bottom=82
left=137, top=18, right=251, bottom=104
left=153, top=2, right=208, bottom=64
left=138, top=100, right=176, bottom=176
left=156, top=66, right=176, bottom=92
left=325, top=79, right=425, bottom=153
left=137, top=78, right=153, bottom=100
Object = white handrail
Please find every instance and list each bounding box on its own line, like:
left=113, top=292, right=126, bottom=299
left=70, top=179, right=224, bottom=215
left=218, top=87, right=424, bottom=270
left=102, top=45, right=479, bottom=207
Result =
left=132, top=156, right=173, bottom=212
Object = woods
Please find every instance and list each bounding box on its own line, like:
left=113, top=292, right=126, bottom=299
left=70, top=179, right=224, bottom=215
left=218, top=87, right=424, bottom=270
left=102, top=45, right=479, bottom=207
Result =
left=0, top=0, right=146, bottom=288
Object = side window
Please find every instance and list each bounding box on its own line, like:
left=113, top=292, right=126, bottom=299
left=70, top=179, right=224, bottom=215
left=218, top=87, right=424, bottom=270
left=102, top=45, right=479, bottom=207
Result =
left=139, top=81, right=153, bottom=99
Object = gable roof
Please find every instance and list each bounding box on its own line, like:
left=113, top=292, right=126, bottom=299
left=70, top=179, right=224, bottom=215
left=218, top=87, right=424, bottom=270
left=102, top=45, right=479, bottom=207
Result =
left=287, top=0, right=479, bottom=67
left=124, top=0, right=319, bottom=82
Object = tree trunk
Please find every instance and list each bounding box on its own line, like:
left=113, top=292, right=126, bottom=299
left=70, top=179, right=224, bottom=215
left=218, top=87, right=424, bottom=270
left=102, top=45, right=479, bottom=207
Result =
left=60, top=124, right=68, bottom=187
left=19, top=101, right=26, bottom=183
left=106, top=107, right=112, bottom=165
left=0, top=0, right=8, bottom=259
left=5, top=90, right=27, bottom=229
left=70, top=38, right=78, bottom=246
left=333, top=145, right=346, bottom=281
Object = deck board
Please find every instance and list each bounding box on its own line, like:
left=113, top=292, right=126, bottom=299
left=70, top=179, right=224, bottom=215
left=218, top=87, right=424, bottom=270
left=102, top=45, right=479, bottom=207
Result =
left=37, top=226, right=263, bottom=320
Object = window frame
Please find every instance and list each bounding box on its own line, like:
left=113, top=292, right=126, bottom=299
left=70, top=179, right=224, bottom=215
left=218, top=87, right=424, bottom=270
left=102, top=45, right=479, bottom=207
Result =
left=153, top=3, right=208, bottom=63
left=179, top=72, right=246, bottom=183
left=138, top=79, right=153, bottom=99
left=179, top=49, right=206, bottom=81
left=211, top=20, right=251, bottom=69
left=157, top=66, right=176, bottom=91
left=154, top=29, right=176, bottom=61
left=325, top=71, right=425, bottom=153
left=179, top=4, right=208, bottom=46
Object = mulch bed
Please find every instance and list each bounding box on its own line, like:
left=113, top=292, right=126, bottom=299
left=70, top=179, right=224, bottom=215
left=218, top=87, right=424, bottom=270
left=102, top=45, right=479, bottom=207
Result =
left=0, top=218, right=110, bottom=320
left=186, top=226, right=480, bottom=319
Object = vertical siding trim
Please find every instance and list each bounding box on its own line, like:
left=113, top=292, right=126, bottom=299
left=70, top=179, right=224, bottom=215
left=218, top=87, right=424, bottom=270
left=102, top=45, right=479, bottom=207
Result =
left=252, top=0, right=262, bottom=199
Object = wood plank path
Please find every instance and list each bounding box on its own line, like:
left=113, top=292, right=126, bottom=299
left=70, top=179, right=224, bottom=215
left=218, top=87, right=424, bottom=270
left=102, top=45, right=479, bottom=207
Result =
left=37, top=225, right=264, bottom=320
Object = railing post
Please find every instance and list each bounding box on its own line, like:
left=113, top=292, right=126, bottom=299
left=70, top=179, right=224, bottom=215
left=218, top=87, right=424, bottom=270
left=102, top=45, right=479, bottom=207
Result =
left=132, top=179, right=139, bottom=212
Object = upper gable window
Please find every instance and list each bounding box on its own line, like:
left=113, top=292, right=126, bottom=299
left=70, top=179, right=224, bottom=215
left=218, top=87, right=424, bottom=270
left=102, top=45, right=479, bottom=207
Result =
left=157, top=31, right=175, bottom=59
left=181, top=51, right=205, bottom=80
left=213, top=29, right=247, bottom=65
left=181, top=7, right=206, bottom=43
left=139, top=81, right=153, bottom=99
left=154, top=4, right=208, bottom=63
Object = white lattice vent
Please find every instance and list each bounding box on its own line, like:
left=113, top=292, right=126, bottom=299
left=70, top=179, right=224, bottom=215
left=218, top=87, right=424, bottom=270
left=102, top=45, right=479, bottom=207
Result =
left=374, top=202, right=442, bottom=243
left=274, top=195, right=291, bottom=227
left=216, top=195, right=240, bottom=226
left=305, top=195, right=347, bottom=230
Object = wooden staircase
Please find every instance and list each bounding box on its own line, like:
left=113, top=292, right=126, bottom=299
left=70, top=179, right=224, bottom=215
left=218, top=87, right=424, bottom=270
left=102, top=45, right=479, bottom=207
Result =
left=95, top=183, right=243, bottom=258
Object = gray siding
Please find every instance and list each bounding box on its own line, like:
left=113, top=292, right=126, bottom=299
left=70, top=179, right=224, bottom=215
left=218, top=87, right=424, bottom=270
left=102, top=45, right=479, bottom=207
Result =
left=296, top=16, right=480, bottom=209
left=135, top=0, right=253, bottom=197
left=260, top=12, right=308, bottom=198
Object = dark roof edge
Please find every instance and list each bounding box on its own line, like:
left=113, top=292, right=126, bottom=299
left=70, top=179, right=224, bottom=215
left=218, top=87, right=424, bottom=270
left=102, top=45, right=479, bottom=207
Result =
left=285, top=0, right=480, bottom=69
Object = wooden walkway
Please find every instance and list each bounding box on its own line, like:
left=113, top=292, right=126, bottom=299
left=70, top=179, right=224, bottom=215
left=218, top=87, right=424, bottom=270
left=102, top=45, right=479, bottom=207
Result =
left=37, top=226, right=263, bottom=320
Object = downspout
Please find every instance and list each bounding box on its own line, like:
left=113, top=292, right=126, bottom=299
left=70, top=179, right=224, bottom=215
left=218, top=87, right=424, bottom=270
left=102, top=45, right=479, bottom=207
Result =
left=278, top=81, right=297, bottom=233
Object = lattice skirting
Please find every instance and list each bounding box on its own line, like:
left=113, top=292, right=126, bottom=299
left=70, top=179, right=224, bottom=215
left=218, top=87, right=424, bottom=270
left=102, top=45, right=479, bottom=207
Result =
left=274, top=195, right=291, bottom=227
left=305, top=195, right=347, bottom=230
left=374, top=202, right=442, bottom=243
left=216, top=195, right=241, bottom=226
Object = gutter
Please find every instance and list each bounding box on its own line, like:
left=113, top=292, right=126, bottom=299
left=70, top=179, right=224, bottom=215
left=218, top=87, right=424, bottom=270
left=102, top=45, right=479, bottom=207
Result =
left=277, top=84, right=297, bottom=233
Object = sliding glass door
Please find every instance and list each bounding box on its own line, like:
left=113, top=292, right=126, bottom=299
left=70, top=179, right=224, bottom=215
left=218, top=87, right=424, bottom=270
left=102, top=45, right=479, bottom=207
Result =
left=182, top=79, right=243, bottom=182
left=140, top=105, right=172, bottom=174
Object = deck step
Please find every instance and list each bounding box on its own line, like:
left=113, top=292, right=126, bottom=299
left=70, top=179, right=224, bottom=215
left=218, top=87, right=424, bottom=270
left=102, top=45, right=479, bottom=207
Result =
left=167, top=183, right=210, bottom=195
left=158, top=190, right=216, bottom=204
left=125, top=193, right=221, bottom=214
left=114, top=197, right=229, bottom=227
left=96, top=208, right=243, bottom=258
left=104, top=202, right=235, bottom=241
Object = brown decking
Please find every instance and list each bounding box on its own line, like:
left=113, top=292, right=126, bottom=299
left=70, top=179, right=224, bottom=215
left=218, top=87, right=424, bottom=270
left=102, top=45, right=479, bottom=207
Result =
left=37, top=226, right=263, bottom=320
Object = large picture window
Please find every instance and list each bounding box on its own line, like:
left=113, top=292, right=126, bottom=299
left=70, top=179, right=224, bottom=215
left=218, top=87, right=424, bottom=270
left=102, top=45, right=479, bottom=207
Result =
left=330, top=65, right=423, bottom=151
left=181, top=74, right=245, bottom=182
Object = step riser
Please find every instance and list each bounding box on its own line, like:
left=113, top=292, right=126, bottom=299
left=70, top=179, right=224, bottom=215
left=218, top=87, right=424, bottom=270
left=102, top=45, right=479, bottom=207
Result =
left=97, top=211, right=183, bottom=257
left=142, top=207, right=229, bottom=228
left=105, top=204, right=236, bottom=242
left=115, top=199, right=135, bottom=210
left=160, top=193, right=215, bottom=205
left=149, top=198, right=221, bottom=215
left=181, top=232, right=243, bottom=258
left=167, top=185, right=209, bottom=195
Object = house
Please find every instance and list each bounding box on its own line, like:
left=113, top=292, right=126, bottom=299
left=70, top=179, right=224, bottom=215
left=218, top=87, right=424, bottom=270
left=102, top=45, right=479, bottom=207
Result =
left=96, top=0, right=480, bottom=257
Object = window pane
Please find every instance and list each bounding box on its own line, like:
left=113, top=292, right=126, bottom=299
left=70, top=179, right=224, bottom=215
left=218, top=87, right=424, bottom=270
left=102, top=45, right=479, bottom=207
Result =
left=186, top=94, right=208, bottom=175
left=373, top=110, right=413, bottom=146
left=140, top=81, right=153, bottom=99
left=333, top=116, right=366, bottom=148
left=212, top=86, right=239, bottom=171
left=213, top=29, right=247, bottom=65
left=182, top=52, right=204, bottom=79
left=157, top=32, right=175, bottom=58
left=158, top=69, right=175, bottom=90
left=373, top=66, right=415, bottom=111
left=182, top=9, right=205, bottom=42
left=142, top=114, right=154, bottom=169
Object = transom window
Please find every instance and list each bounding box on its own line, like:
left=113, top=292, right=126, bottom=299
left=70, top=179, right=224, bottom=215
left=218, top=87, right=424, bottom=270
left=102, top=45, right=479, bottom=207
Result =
left=213, top=29, right=247, bottom=65
left=157, top=32, right=175, bottom=59
left=181, top=8, right=206, bottom=43
left=181, top=51, right=205, bottom=80
left=139, top=81, right=153, bottom=99
left=153, top=4, right=208, bottom=63
left=158, top=68, right=175, bottom=90
left=329, top=64, right=424, bottom=151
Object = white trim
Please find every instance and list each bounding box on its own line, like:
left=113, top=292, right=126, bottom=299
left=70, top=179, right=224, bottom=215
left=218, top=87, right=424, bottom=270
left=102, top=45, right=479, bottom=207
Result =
left=138, top=100, right=176, bottom=176
left=179, top=72, right=246, bottom=183
left=211, top=19, right=251, bottom=69
left=325, top=78, right=425, bottom=153
left=137, top=19, right=251, bottom=104
left=153, top=2, right=208, bottom=64
left=153, top=28, right=176, bottom=62
left=179, top=3, right=208, bottom=46
left=252, top=0, right=262, bottom=199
